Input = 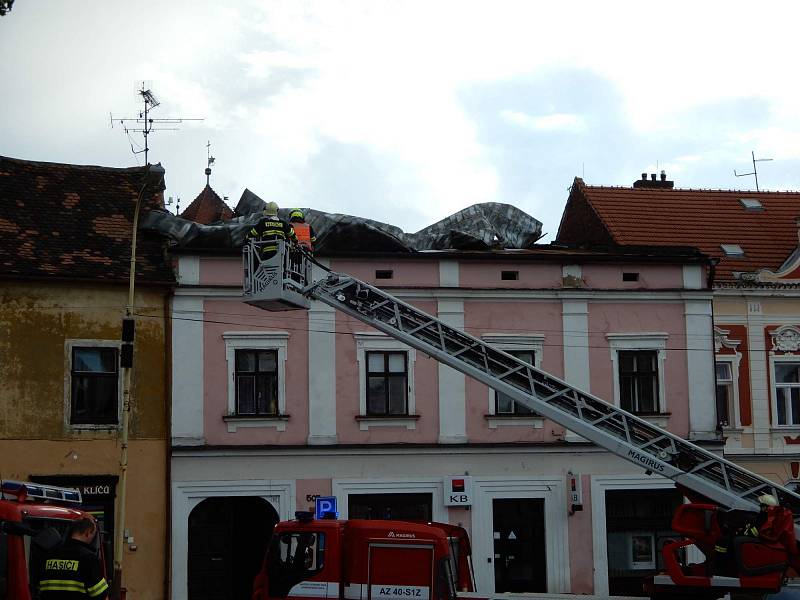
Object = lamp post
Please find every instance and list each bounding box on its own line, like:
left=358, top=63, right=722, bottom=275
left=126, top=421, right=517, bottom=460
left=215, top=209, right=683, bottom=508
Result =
left=112, top=163, right=165, bottom=600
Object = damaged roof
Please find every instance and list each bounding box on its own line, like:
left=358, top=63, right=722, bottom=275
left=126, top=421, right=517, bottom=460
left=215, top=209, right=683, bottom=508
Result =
left=0, top=155, right=175, bottom=284
left=144, top=187, right=544, bottom=253
left=557, top=177, right=800, bottom=282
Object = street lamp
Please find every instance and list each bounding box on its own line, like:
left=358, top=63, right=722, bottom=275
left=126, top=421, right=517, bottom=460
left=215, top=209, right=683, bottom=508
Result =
left=112, top=163, right=166, bottom=600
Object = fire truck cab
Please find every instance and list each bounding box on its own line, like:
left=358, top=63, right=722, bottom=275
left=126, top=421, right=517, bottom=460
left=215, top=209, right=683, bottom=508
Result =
left=252, top=512, right=474, bottom=600
left=0, top=481, right=106, bottom=600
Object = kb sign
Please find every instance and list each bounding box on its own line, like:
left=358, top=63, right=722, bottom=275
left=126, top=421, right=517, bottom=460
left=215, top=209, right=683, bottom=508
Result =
left=315, top=496, right=338, bottom=519
left=443, top=476, right=473, bottom=506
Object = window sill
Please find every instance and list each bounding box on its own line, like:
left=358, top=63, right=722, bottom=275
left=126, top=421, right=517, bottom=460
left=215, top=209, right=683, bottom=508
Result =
left=632, top=413, right=671, bottom=429
left=68, top=423, right=120, bottom=432
left=223, top=414, right=290, bottom=433
left=721, top=425, right=743, bottom=433
left=355, top=414, right=420, bottom=431
left=484, top=414, right=544, bottom=429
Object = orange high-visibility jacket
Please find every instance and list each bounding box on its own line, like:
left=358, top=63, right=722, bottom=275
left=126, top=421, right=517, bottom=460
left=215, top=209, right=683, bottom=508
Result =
left=291, top=222, right=316, bottom=250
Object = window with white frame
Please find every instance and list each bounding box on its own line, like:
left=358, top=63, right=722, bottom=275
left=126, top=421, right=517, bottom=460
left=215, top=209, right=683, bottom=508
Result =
left=496, top=350, right=537, bottom=415
left=223, top=332, right=289, bottom=420
left=618, top=351, right=659, bottom=414
left=607, top=333, right=668, bottom=416
left=714, top=327, right=742, bottom=430
left=715, top=361, right=735, bottom=428
left=354, top=332, right=416, bottom=424
left=235, top=349, right=279, bottom=415
left=366, top=351, right=408, bottom=415
left=65, top=340, right=122, bottom=427
left=482, top=334, right=544, bottom=418
left=773, top=361, right=800, bottom=426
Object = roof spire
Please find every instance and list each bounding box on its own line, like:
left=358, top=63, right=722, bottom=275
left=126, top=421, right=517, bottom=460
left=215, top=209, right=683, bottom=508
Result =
left=205, top=140, right=215, bottom=186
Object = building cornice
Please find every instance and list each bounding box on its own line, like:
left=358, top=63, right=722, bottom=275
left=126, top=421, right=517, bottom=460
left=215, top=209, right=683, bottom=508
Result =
left=174, top=285, right=712, bottom=302
left=171, top=439, right=724, bottom=457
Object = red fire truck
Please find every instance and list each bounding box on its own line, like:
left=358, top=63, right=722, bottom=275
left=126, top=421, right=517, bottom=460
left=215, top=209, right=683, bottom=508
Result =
left=0, top=480, right=108, bottom=600
left=252, top=513, right=474, bottom=600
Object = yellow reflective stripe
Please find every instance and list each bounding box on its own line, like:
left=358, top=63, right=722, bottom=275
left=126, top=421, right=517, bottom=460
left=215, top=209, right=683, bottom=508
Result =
left=40, top=579, right=86, bottom=592
left=87, top=578, right=109, bottom=597
left=714, top=545, right=728, bottom=552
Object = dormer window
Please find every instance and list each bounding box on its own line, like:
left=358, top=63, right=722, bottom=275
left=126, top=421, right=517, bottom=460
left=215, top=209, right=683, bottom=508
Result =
left=721, top=244, right=745, bottom=257
left=739, top=198, right=763, bottom=211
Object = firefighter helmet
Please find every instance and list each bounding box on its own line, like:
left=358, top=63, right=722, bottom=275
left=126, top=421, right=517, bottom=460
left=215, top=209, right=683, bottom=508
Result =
left=290, top=208, right=305, bottom=222
left=757, top=493, right=779, bottom=507
left=263, top=201, right=279, bottom=216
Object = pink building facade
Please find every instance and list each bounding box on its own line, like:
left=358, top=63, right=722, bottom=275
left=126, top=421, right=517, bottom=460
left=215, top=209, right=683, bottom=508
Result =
left=170, top=246, right=718, bottom=598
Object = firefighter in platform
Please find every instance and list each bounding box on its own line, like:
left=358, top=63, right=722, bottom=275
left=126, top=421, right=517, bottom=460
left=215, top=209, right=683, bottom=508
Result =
left=247, top=201, right=296, bottom=259
left=38, top=517, right=108, bottom=599
left=712, top=494, right=776, bottom=575
left=289, top=208, right=316, bottom=252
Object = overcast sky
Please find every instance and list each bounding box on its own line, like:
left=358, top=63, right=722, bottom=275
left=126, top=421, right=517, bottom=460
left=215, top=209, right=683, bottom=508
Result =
left=2, top=1, right=800, bottom=240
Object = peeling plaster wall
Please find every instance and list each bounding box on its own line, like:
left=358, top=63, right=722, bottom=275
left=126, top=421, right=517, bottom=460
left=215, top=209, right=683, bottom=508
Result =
left=0, top=281, right=168, bottom=439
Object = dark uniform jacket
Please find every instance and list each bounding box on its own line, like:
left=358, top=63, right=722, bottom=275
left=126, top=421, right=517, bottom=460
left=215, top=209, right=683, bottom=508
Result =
left=247, top=216, right=297, bottom=257
left=39, top=538, right=108, bottom=599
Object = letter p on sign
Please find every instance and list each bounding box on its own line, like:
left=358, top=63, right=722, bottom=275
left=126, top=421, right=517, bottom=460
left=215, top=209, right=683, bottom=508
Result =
left=315, top=496, right=338, bottom=519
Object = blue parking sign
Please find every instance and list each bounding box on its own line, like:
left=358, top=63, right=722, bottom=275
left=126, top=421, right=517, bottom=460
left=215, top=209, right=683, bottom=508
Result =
left=315, top=496, right=338, bottom=519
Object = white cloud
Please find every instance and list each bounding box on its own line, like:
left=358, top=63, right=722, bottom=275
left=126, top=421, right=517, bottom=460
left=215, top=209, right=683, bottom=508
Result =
left=501, top=110, right=586, bottom=133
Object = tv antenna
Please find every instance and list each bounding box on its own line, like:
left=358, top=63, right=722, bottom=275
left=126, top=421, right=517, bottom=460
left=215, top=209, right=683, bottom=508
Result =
left=110, top=82, right=203, bottom=164
left=734, top=150, right=773, bottom=191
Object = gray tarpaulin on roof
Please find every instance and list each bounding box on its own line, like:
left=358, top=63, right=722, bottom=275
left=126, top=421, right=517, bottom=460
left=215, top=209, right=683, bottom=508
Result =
left=141, top=189, right=543, bottom=252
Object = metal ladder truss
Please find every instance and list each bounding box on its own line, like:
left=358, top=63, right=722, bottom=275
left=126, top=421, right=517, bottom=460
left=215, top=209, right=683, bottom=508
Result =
left=305, top=271, right=800, bottom=517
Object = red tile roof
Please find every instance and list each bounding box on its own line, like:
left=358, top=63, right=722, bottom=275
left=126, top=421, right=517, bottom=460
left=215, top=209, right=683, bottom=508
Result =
left=180, top=185, right=232, bottom=224
left=0, top=155, right=175, bottom=284
left=557, top=177, right=800, bottom=282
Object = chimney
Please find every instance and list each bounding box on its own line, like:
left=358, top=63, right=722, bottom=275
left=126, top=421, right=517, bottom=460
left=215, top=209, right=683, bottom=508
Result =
left=633, top=170, right=674, bottom=189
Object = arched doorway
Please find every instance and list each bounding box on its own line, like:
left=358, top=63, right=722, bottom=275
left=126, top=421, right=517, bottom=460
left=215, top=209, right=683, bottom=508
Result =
left=188, top=496, right=279, bottom=600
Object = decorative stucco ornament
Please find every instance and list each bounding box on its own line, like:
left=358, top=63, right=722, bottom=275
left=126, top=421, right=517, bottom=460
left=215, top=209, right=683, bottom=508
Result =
left=714, top=327, right=741, bottom=353
left=771, top=325, right=800, bottom=353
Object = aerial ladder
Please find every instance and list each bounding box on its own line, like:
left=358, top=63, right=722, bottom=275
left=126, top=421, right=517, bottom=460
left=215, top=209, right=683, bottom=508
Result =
left=243, top=240, right=800, bottom=599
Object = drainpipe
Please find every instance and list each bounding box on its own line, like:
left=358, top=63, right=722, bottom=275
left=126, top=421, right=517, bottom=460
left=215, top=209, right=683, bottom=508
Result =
left=112, top=163, right=166, bottom=600
left=163, top=288, right=173, bottom=600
